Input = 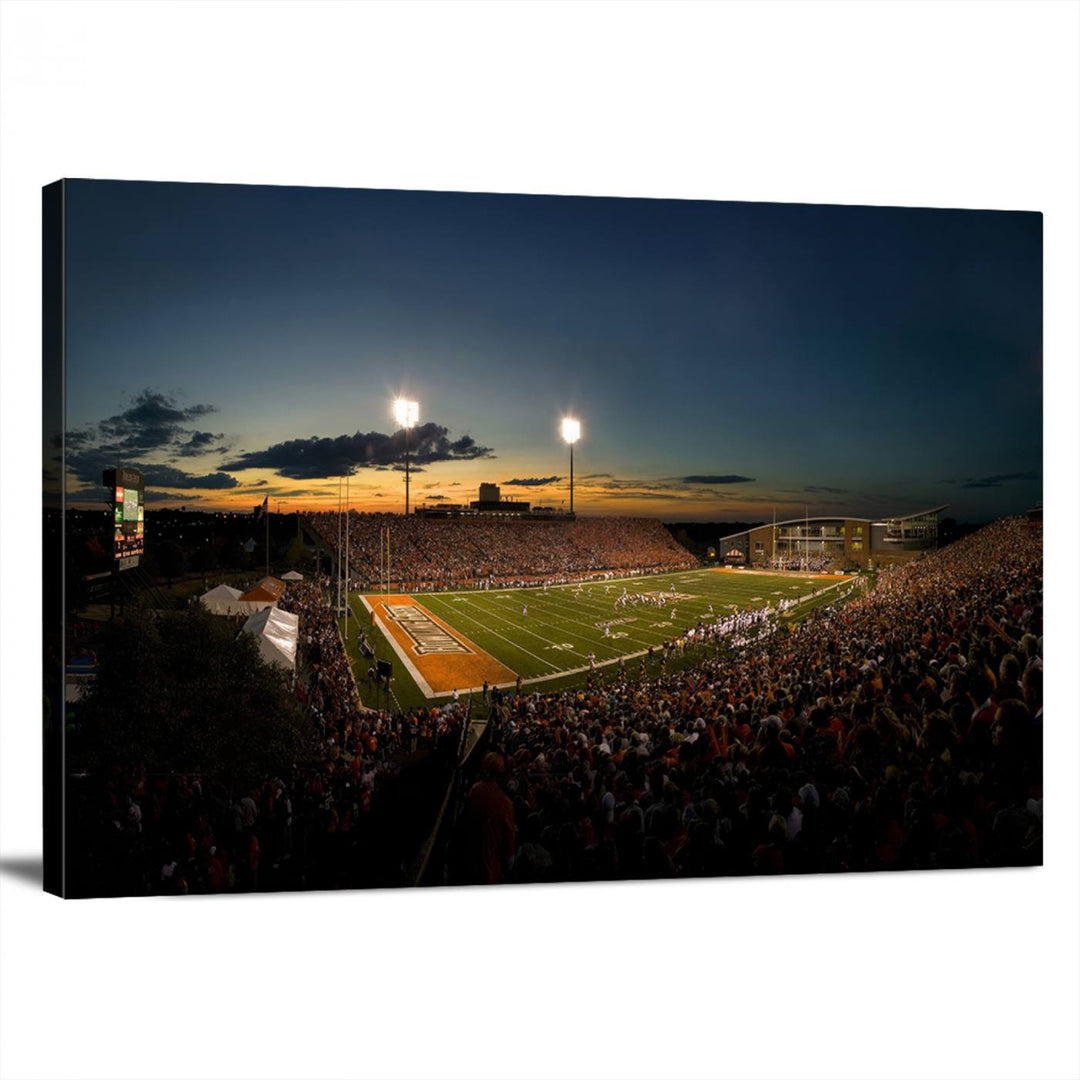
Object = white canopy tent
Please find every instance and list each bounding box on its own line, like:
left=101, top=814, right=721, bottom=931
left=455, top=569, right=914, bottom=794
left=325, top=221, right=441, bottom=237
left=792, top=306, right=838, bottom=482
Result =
left=198, top=584, right=275, bottom=617
left=280, top=570, right=304, bottom=581
left=241, top=606, right=299, bottom=672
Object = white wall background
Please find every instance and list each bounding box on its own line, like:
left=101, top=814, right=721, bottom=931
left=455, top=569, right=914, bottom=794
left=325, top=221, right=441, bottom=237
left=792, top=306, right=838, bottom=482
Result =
left=2, top=3, right=1077, bottom=1078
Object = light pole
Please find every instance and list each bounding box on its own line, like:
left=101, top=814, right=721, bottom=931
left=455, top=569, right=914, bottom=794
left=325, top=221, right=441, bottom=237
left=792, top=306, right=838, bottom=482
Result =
left=394, top=398, right=419, bottom=515
left=561, top=417, right=581, bottom=515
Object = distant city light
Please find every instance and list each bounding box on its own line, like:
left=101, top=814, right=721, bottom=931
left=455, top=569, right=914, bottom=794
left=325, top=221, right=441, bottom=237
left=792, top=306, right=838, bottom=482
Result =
left=394, top=398, right=419, bottom=429
left=561, top=417, right=581, bottom=444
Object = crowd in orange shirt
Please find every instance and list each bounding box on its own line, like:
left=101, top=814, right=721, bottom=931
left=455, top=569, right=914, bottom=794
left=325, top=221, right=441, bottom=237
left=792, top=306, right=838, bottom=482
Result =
left=449, top=516, right=1043, bottom=883
left=307, top=512, right=697, bottom=591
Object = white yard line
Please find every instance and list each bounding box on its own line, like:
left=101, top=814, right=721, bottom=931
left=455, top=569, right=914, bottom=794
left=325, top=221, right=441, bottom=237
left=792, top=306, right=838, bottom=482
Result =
left=421, top=594, right=565, bottom=672
left=484, top=592, right=669, bottom=658
left=358, top=574, right=856, bottom=701
left=520, top=587, right=682, bottom=643
left=432, top=590, right=648, bottom=666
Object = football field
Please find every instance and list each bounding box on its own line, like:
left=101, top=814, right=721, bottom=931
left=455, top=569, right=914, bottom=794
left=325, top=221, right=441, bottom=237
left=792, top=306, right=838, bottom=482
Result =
left=340, top=568, right=854, bottom=712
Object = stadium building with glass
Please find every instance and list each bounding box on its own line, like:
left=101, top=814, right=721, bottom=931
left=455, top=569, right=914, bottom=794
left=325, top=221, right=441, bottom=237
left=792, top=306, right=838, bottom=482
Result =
left=719, top=505, right=948, bottom=570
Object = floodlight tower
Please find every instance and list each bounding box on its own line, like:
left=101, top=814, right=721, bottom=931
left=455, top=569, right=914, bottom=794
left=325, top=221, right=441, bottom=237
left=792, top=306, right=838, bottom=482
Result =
left=394, top=398, right=419, bottom=515
left=561, top=417, right=581, bottom=515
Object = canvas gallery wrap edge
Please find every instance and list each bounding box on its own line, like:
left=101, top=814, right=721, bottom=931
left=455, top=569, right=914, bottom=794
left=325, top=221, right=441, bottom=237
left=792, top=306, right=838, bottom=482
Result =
left=43, top=179, right=1043, bottom=898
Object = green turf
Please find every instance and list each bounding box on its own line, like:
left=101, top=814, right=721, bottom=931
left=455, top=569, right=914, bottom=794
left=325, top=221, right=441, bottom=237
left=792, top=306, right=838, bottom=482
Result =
left=340, top=568, right=859, bottom=712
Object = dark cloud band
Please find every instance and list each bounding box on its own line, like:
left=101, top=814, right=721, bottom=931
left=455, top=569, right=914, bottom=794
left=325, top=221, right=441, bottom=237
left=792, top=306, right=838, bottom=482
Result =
left=503, top=476, right=561, bottom=487
left=681, top=474, right=755, bottom=485
left=223, top=422, right=494, bottom=480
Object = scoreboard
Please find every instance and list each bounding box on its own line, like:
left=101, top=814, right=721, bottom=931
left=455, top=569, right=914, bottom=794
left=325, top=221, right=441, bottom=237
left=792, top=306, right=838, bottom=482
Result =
left=102, top=467, right=145, bottom=568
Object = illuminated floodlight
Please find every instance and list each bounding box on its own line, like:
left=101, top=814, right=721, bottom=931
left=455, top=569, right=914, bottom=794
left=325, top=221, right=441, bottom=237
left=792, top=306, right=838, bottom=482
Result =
left=393, top=398, right=420, bottom=515
left=561, top=417, right=581, bottom=515
left=394, top=398, right=419, bottom=429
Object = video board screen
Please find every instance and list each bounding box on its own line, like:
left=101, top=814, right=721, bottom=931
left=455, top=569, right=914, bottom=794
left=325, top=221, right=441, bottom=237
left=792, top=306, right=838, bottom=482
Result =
left=102, top=467, right=145, bottom=566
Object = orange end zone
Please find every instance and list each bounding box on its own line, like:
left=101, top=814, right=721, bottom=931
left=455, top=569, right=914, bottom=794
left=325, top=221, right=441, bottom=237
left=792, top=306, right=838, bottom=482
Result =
left=364, top=595, right=517, bottom=694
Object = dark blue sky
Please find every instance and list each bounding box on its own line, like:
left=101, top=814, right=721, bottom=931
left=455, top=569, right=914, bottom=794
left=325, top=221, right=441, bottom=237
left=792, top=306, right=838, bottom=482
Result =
left=62, top=179, right=1042, bottom=520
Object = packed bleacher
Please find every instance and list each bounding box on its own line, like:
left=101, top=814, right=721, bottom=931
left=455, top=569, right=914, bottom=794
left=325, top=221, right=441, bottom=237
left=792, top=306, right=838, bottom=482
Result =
left=306, top=512, right=697, bottom=590
left=447, top=516, right=1043, bottom=883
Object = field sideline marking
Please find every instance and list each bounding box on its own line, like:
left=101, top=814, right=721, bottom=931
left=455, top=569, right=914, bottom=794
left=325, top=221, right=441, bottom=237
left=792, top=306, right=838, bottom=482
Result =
left=357, top=595, right=437, bottom=698
left=435, top=570, right=830, bottom=675
left=358, top=572, right=858, bottom=700
left=433, top=590, right=665, bottom=663
left=439, top=569, right=820, bottom=615
left=528, top=578, right=809, bottom=629
left=424, top=589, right=657, bottom=668
left=499, top=589, right=669, bottom=651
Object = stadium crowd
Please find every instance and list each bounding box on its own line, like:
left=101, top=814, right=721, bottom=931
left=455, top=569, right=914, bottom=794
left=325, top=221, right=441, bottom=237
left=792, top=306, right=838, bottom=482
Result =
left=70, top=578, right=470, bottom=896
left=69, top=513, right=1043, bottom=894
left=765, top=553, right=836, bottom=572
left=449, top=516, right=1043, bottom=884
left=307, top=512, right=696, bottom=591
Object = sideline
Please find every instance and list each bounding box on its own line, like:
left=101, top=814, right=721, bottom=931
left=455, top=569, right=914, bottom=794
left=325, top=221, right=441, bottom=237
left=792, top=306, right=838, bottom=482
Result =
left=358, top=574, right=860, bottom=700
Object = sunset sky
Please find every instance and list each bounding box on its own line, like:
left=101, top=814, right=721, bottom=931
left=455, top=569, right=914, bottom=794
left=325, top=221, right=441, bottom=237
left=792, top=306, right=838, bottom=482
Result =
left=60, top=180, right=1042, bottom=522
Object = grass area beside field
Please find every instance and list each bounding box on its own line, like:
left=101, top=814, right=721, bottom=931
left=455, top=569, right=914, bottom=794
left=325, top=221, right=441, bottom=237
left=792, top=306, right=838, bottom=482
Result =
left=155, top=569, right=258, bottom=607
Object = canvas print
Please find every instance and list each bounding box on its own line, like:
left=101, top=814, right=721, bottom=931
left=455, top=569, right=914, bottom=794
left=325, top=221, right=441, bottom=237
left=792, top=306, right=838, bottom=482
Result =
left=42, top=181, right=1043, bottom=898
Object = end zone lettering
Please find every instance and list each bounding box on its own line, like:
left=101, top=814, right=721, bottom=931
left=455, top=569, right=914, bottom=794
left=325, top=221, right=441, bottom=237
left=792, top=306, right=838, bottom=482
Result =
left=384, top=604, right=472, bottom=655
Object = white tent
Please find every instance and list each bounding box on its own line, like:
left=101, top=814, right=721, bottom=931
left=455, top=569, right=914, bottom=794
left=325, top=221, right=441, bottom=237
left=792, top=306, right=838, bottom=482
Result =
left=280, top=570, right=304, bottom=581
left=199, top=584, right=274, bottom=617
left=242, top=606, right=299, bottom=672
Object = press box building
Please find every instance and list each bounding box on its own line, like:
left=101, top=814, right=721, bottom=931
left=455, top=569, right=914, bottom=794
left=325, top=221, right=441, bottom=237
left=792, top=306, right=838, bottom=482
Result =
left=720, top=505, right=947, bottom=570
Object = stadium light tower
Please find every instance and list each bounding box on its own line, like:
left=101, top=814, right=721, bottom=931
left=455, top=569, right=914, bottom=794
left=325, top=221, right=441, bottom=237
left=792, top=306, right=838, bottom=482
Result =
left=561, top=417, right=581, bottom=515
left=393, top=398, right=419, bottom=515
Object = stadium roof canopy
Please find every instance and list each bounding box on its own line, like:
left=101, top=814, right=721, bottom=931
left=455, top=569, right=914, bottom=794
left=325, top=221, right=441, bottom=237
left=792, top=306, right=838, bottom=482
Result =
left=721, top=505, right=949, bottom=540
left=870, top=504, right=949, bottom=524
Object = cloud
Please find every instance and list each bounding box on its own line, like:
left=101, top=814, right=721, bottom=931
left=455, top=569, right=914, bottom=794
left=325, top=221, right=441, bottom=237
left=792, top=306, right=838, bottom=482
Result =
left=65, top=443, right=240, bottom=491
left=63, top=390, right=241, bottom=494
left=91, top=390, right=217, bottom=455
left=423, top=494, right=448, bottom=501
left=503, top=476, right=562, bottom=487
left=222, top=422, right=494, bottom=480
left=596, top=489, right=683, bottom=500
left=137, top=465, right=239, bottom=490
left=253, top=479, right=269, bottom=487
left=584, top=476, right=678, bottom=492
left=174, top=430, right=227, bottom=457
left=957, top=471, right=1040, bottom=490
left=804, top=485, right=848, bottom=494
left=681, top=474, right=756, bottom=485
